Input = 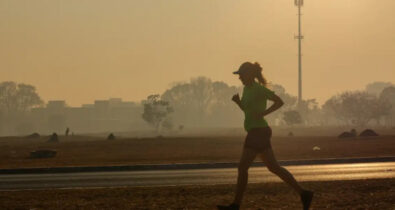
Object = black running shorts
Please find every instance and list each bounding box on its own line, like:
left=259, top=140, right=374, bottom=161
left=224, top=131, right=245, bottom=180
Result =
left=244, top=126, right=272, bottom=153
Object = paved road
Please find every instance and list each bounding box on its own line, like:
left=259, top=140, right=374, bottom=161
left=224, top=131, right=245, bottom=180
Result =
left=1, top=162, right=394, bottom=190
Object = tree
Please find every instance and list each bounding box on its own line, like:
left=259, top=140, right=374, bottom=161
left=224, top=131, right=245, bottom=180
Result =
left=0, top=82, right=43, bottom=135
left=365, top=81, right=393, bottom=97
left=0, top=110, right=3, bottom=133
left=322, top=91, right=391, bottom=126
left=380, top=86, right=395, bottom=126
left=142, top=94, right=173, bottom=133
left=162, top=77, right=242, bottom=127
left=297, top=98, right=320, bottom=125
left=283, top=110, right=302, bottom=126
left=269, top=84, right=320, bottom=126
left=380, top=86, right=395, bottom=106
left=0, top=81, right=43, bottom=114
left=370, top=97, right=392, bottom=126
left=164, top=77, right=215, bottom=124
left=209, top=81, right=243, bottom=126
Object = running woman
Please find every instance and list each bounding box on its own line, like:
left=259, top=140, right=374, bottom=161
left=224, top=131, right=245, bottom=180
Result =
left=217, top=62, right=313, bottom=210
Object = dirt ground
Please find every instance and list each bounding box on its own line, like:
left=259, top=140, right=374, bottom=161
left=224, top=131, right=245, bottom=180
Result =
left=0, top=133, right=394, bottom=169
left=0, top=178, right=394, bottom=210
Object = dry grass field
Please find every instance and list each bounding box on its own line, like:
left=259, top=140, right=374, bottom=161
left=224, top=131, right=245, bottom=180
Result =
left=0, top=128, right=394, bottom=169
left=1, top=128, right=394, bottom=210
left=0, top=179, right=394, bottom=209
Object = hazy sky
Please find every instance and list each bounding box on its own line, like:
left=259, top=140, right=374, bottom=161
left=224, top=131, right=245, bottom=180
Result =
left=1, top=0, right=395, bottom=106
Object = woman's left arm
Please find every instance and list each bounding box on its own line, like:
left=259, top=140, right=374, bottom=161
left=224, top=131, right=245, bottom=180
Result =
left=258, top=93, right=284, bottom=118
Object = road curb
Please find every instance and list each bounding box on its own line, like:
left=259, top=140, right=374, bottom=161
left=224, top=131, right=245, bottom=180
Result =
left=1, top=156, right=395, bottom=175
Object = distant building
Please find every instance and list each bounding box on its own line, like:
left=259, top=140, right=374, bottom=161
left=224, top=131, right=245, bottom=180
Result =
left=28, top=98, right=146, bottom=135
left=82, top=104, right=94, bottom=108
left=47, top=100, right=66, bottom=114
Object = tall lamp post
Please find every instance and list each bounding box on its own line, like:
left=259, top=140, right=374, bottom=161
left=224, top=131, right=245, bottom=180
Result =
left=295, top=0, right=304, bottom=107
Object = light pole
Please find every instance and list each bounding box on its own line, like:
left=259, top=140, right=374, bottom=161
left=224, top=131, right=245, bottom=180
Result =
left=294, top=0, right=304, bottom=107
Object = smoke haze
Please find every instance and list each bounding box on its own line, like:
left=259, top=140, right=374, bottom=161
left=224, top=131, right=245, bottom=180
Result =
left=1, top=0, right=395, bottom=107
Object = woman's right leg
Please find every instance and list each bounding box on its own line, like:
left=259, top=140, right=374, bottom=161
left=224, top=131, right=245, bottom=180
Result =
left=261, top=148, right=303, bottom=194
left=233, top=148, right=257, bottom=205
left=261, top=149, right=314, bottom=210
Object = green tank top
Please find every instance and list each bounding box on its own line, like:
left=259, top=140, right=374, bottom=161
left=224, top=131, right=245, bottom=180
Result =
left=241, top=82, right=275, bottom=132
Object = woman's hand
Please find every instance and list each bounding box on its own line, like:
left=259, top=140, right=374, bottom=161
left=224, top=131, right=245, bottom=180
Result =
left=232, top=94, right=244, bottom=111
left=232, top=94, right=241, bottom=104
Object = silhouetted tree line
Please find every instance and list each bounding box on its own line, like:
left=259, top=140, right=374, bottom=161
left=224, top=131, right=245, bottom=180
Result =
left=1, top=79, right=394, bottom=136
left=158, top=77, right=321, bottom=128
left=323, top=85, right=395, bottom=126
left=157, top=79, right=395, bottom=128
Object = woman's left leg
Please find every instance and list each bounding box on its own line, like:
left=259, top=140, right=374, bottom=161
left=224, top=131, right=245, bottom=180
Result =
left=217, top=148, right=257, bottom=210
left=233, top=148, right=258, bottom=205
left=260, top=148, right=303, bottom=194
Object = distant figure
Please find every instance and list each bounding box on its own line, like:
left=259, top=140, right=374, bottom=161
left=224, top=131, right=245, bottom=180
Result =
left=48, top=133, right=59, bottom=142
left=217, top=62, right=313, bottom=210
left=65, top=127, right=70, bottom=136
left=288, top=131, right=294, bottom=137
left=107, top=133, right=115, bottom=140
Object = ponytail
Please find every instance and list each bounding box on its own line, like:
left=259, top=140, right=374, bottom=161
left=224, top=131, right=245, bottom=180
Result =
left=253, top=62, right=268, bottom=87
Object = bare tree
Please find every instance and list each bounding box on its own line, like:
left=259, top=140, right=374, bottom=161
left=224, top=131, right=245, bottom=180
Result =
left=142, top=94, right=173, bottom=133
